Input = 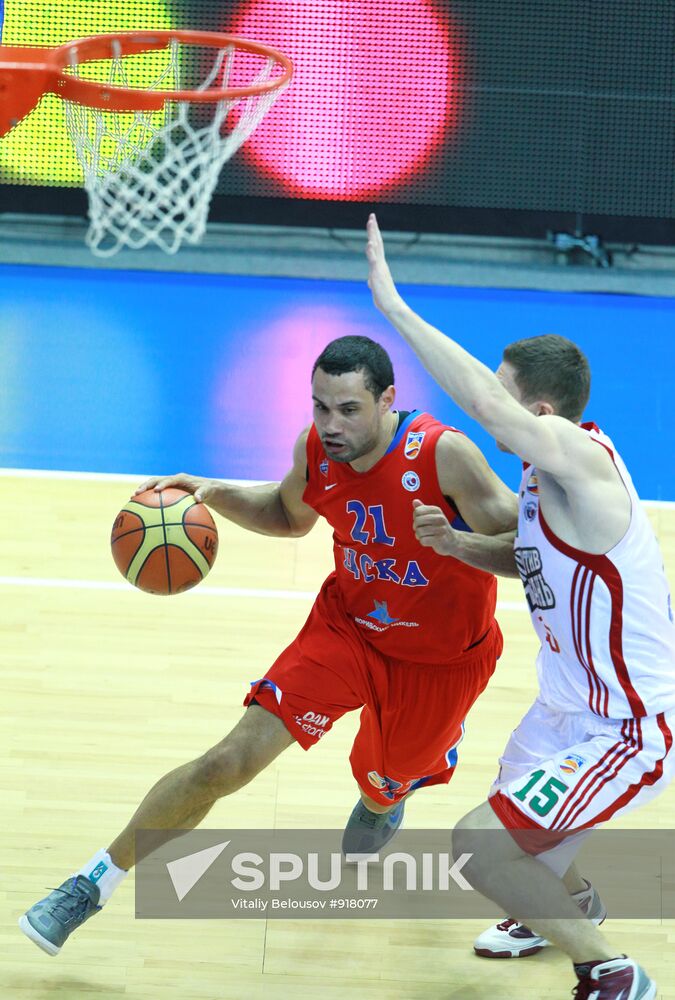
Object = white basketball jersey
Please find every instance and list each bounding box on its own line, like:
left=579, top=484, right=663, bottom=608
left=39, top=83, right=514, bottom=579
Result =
left=515, top=422, right=675, bottom=719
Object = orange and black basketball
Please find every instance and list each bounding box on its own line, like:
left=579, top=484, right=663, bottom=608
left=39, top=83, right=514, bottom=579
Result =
left=111, top=488, right=218, bottom=595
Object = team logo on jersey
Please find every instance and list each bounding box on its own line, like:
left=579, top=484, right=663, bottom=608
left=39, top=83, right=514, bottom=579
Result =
left=526, top=472, right=539, bottom=495
left=524, top=501, right=538, bottom=521
left=560, top=754, right=585, bottom=775
left=368, top=771, right=387, bottom=790
left=319, top=459, right=328, bottom=476
left=401, top=470, right=420, bottom=492
left=404, top=430, right=425, bottom=459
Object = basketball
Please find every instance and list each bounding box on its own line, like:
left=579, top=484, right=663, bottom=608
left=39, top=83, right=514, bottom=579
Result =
left=110, top=488, right=218, bottom=595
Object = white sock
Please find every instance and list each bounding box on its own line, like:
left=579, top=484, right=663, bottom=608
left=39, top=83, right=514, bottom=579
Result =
left=75, top=848, right=129, bottom=904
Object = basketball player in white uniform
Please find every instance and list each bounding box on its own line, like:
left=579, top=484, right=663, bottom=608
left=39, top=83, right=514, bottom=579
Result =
left=366, top=214, right=675, bottom=1000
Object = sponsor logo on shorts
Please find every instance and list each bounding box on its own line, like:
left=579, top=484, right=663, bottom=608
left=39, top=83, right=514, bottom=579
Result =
left=526, top=472, right=539, bottom=495
left=401, top=470, right=420, bottom=492
left=367, top=772, right=412, bottom=801
left=559, top=753, right=585, bottom=775
left=404, top=431, right=425, bottom=460
left=293, top=710, right=330, bottom=739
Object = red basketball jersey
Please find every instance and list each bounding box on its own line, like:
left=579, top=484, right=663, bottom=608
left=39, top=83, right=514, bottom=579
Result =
left=303, top=411, right=497, bottom=663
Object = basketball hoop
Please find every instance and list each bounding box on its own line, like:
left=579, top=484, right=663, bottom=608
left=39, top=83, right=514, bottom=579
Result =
left=0, top=31, right=293, bottom=256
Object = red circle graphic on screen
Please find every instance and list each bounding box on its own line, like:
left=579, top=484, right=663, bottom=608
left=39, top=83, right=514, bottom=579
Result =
left=228, top=0, right=464, bottom=199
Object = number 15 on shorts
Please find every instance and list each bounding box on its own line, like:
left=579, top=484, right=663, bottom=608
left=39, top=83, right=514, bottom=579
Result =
left=512, top=768, right=570, bottom=818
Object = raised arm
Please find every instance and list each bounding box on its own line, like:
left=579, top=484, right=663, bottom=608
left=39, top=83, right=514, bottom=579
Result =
left=366, top=214, right=608, bottom=483
left=136, top=428, right=319, bottom=538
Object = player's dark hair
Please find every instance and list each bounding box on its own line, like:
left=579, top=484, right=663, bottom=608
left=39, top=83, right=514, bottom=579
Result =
left=312, top=336, right=395, bottom=399
left=503, top=334, right=591, bottom=421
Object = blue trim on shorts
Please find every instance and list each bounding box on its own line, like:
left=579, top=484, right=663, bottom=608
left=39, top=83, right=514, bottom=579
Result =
left=410, top=745, right=459, bottom=791
left=250, top=677, right=282, bottom=704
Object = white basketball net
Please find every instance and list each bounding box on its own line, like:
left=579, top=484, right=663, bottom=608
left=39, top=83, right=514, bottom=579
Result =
left=63, top=39, right=287, bottom=256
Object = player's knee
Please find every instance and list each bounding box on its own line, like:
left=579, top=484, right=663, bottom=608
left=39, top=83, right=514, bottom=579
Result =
left=194, top=740, right=261, bottom=797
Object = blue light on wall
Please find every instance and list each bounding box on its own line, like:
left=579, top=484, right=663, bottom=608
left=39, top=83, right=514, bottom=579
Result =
left=1, top=263, right=673, bottom=500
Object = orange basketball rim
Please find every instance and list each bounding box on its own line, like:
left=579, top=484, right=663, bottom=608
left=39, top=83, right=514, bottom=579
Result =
left=0, top=30, right=293, bottom=135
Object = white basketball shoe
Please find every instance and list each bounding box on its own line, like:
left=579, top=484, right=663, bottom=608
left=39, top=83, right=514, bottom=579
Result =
left=473, top=879, right=607, bottom=959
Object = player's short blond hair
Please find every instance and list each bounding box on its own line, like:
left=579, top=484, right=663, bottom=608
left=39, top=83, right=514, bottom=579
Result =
left=503, top=334, right=591, bottom=422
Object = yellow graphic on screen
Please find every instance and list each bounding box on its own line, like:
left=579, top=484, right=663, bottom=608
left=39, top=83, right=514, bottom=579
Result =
left=0, top=1, right=175, bottom=186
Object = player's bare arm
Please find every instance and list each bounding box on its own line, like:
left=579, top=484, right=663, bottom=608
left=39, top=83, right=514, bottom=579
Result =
left=421, top=429, right=518, bottom=574
left=434, top=431, right=517, bottom=536
left=413, top=501, right=518, bottom=577
left=135, top=429, right=318, bottom=539
left=367, top=214, right=617, bottom=482
left=366, top=213, right=630, bottom=550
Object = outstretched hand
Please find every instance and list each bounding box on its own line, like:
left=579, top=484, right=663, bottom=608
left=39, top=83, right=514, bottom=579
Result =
left=412, top=499, right=464, bottom=557
left=134, top=472, right=212, bottom=503
left=366, top=213, right=406, bottom=317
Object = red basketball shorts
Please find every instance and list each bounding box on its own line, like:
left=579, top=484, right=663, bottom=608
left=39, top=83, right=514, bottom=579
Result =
left=244, top=577, right=503, bottom=806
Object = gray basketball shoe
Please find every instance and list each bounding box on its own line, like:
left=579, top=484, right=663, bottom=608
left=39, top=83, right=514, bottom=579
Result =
left=19, top=875, right=101, bottom=955
left=342, top=799, right=406, bottom=858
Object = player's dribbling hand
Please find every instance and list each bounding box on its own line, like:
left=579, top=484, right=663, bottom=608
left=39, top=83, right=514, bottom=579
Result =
left=366, top=213, right=406, bottom=316
left=412, top=499, right=464, bottom=557
left=135, top=472, right=212, bottom=502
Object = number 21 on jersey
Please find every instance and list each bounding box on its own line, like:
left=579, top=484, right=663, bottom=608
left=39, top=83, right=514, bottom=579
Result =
left=347, top=501, right=395, bottom=546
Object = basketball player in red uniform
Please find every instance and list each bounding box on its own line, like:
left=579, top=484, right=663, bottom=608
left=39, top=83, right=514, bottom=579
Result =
left=366, top=213, right=675, bottom=999
left=20, top=334, right=517, bottom=956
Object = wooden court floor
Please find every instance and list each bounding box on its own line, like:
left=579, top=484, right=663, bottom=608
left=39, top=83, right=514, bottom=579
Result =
left=1, top=474, right=674, bottom=999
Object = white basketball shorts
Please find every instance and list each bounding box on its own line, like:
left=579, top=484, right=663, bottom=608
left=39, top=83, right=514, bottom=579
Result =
left=488, top=696, right=675, bottom=863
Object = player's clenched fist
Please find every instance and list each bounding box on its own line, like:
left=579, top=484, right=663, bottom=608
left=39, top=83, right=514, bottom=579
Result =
left=412, top=498, right=462, bottom=557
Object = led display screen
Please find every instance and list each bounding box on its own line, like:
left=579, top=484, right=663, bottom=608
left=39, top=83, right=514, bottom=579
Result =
left=1, top=2, right=673, bottom=225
